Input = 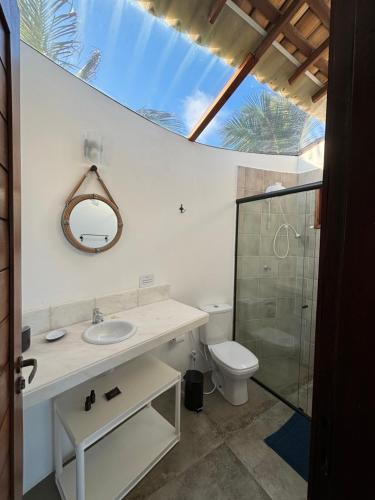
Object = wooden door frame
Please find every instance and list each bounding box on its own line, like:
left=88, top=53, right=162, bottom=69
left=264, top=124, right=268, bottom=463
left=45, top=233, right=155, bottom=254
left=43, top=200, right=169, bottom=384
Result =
left=3, top=0, right=375, bottom=497
left=1, top=0, right=21, bottom=498
left=309, top=1, right=375, bottom=498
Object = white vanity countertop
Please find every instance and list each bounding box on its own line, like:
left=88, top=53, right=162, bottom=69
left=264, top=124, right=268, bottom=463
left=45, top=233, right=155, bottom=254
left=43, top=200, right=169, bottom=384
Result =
left=23, top=299, right=208, bottom=409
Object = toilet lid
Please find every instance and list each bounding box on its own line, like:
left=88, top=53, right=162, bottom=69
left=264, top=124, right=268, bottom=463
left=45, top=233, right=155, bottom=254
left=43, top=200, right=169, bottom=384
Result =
left=209, top=341, right=258, bottom=371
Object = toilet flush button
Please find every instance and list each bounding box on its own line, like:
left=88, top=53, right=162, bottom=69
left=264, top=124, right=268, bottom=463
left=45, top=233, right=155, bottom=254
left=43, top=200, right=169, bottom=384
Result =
left=139, top=274, right=154, bottom=288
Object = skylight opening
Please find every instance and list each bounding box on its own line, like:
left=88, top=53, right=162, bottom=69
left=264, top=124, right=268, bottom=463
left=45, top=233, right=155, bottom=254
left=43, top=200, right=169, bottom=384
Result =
left=19, top=0, right=326, bottom=155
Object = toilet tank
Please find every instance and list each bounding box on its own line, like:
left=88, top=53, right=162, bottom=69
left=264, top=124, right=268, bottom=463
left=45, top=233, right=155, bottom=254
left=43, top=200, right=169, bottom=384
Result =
left=199, top=304, right=233, bottom=345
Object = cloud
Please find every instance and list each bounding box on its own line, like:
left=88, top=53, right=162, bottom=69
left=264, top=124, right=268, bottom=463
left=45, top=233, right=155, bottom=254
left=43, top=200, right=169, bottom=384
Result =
left=182, top=90, right=224, bottom=141
left=182, top=90, right=211, bottom=130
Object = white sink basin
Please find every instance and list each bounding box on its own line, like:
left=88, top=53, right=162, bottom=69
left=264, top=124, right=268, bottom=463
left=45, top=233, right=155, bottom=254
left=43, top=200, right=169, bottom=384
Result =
left=83, top=320, right=137, bottom=345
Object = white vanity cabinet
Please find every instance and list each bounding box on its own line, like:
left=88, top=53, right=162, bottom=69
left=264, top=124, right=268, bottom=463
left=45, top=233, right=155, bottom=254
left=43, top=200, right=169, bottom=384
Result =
left=53, top=355, right=181, bottom=500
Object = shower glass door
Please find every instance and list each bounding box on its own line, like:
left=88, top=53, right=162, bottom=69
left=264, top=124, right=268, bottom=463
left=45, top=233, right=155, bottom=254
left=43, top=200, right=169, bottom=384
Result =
left=234, top=186, right=320, bottom=414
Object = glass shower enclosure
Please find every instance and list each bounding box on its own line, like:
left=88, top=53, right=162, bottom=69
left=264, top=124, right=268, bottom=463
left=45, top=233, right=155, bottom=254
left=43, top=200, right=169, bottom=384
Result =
left=234, top=183, right=322, bottom=415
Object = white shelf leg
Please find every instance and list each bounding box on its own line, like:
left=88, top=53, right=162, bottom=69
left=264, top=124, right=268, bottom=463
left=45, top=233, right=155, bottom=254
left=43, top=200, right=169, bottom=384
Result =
left=76, top=444, right=85, bottom=500
left=175, top=380, right=181, bottom=435
left=53, top=404, right=63, bottom=479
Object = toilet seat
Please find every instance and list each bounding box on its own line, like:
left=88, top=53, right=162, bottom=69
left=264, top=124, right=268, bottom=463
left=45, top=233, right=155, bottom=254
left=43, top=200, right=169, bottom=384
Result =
left=209, top=341, right=259, bottom=374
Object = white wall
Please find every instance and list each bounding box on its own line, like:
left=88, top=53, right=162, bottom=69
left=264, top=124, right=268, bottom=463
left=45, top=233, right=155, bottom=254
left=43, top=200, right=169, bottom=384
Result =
left=297, top=141, right=325, bottom=172
left=21, top=43, right=299, bottom=492
left=21, top=44, right=299, bottom=312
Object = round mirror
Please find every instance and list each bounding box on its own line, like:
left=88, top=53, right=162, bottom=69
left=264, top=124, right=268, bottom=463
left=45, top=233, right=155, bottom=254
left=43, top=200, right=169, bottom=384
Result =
left=62, top=194, right=123, bottom=253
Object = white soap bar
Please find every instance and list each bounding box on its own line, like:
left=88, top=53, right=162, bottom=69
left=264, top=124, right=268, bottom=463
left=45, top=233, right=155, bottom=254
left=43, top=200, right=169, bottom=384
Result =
left=45, top=329, right=67, bottom=342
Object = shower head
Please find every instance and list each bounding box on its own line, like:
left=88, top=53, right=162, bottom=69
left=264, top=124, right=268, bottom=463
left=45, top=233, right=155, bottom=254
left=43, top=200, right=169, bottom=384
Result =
left=265, top=182, right=286, bottom=193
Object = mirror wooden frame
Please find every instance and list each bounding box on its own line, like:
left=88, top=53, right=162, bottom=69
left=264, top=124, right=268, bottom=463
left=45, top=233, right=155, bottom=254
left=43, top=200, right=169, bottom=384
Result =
left=61, top=193, right=123, bottom=253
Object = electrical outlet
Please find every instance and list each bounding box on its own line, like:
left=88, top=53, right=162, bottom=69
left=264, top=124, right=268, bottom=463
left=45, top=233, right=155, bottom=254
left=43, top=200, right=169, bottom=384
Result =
left=139, top=274, right=154, bottom=288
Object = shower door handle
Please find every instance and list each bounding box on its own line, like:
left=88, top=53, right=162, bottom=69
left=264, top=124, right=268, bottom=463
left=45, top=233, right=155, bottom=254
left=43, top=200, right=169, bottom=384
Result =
left=302, top=305, right=309, bottom=309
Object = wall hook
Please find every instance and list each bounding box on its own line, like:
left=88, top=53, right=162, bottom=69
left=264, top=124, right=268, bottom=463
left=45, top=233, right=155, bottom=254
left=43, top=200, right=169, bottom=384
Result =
left=179, top=204, right=186, bottom=214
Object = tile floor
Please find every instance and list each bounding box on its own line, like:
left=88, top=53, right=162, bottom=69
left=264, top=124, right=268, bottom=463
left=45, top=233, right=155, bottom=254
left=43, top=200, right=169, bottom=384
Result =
left=24, top=378, right=308, bottom=500
left=256, top=356, right=313, bottom=415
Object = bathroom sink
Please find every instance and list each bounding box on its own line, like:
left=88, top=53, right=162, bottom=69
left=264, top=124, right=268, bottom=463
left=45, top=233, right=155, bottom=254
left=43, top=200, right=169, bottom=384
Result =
left=83, top=320, right=137, bottom=345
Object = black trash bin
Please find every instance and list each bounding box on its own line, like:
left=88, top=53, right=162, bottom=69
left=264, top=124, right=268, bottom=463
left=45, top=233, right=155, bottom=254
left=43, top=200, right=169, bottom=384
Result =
left=184, top=370, right=203, bottom=412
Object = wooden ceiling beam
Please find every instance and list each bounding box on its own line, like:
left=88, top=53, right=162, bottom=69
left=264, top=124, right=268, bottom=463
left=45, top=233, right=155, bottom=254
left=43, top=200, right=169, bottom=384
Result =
left=314, top=58, right=328, bottom=76
left=306, top=0, right=330, bottom=29
left=254, top=0, right=306, bottom=59
left=247, top=0, right=279, bottom=23
left=312, top=82, right=328, bottom=102
left=246, top=0, right=328, bottom=76
left=188, top=52, right=257, bottom=141
left=208, top=0, right=227, bottom=24
left=284, top=23, right=315, bottom=54
left=289, top=37, right=329, bottom=84
left=189, top=0, right=306, bottom=141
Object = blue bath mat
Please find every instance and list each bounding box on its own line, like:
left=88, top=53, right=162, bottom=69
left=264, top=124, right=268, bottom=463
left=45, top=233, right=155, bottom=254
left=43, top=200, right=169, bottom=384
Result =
left=264, top=412, right=311, bottom=481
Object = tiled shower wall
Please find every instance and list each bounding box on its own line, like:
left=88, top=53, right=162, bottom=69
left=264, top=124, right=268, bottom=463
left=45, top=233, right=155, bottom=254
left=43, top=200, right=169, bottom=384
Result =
left=237, top=166, right=299, bottom=198
left=235, top=166, right=321, bottom=409
left=237, top=165, right=322, bottom=198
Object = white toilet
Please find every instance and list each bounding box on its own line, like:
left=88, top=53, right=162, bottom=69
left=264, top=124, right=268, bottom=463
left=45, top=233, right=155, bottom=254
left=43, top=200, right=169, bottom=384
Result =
left=200, top=304, right=259, bottom=406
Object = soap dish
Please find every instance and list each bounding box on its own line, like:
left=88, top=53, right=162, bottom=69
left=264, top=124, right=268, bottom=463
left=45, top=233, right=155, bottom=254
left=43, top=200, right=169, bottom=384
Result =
left=45, top=329, right=67, bottom=342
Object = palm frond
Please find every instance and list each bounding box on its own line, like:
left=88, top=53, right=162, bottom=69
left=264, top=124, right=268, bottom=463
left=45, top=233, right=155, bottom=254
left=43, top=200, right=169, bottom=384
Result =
left=76, top=49, right=101, bottom=82
left=19, top=0, right=102, bottom=77
left=221, top=91, right=324, bottom=155
left=137, top=108, right=186, bottom=135
left=19, top=0, right=80, bottom=68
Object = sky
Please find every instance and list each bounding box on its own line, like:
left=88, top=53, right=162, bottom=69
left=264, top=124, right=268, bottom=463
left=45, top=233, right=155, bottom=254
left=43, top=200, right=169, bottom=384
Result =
left=53, top=0, right=325, bottom=150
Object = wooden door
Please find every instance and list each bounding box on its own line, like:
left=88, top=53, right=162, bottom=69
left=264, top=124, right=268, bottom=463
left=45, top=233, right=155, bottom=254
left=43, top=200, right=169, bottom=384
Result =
left=309, top=1, right=375, bottom=499
left=0, top=1, right=21, bottom=499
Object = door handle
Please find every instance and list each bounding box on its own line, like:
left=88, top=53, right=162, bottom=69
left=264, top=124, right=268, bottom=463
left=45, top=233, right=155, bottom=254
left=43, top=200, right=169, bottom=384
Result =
left=16, top=356, right=38, bottom=384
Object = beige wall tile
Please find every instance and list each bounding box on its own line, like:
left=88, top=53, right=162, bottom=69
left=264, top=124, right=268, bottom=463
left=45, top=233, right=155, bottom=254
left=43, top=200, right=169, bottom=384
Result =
left=50, top=298, right=95, bottom=330
left=23, top=307, right=50, bottom=335
left=243, top=187, right=261, bottom=199
left=236, top=256, right=260, bottom=278
left=276, top=297, right=295, bottom=317
left=298, top=169, right=322, bottom=185
left=258, top=300, right=276, bottom=319
left=237, top=278, right=259, bottom=300
left=241, top=199, right=262, bottom=214
left=263, top=170, right=282, bottom=191
left=259, top=236, right=274, bottom=256
left=258, top=278, right=276, bottom=299
left=237, top=167, right=246, bottom=190
left=281, top=172, right=298, bottom=188
left=237, top=235, right=260, bottom=256
left=278, top=257, right=297, bottom=277
left=237, top=187, right=245, bottom=199
left=260, top=213, right=282, bottom=236
left=95, top=289, right=138, bottom=315
left=245, top=167, right=264, bottom=193
left=138, top=284, right=170, bottom=307
left=238, top=212, right=261, bottom=235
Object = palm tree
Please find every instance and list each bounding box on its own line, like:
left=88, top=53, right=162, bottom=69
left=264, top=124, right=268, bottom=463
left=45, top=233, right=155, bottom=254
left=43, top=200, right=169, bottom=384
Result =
left=137, top=108, right=186, bottom=135
left=220, top=91, right=324, bottom=155
left=18, top=0, right=101, bottom=82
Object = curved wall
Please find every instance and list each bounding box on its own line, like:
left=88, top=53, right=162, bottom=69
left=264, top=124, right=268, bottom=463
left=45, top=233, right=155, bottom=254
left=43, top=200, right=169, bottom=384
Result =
left=21, top=42, right=298, bottom=313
